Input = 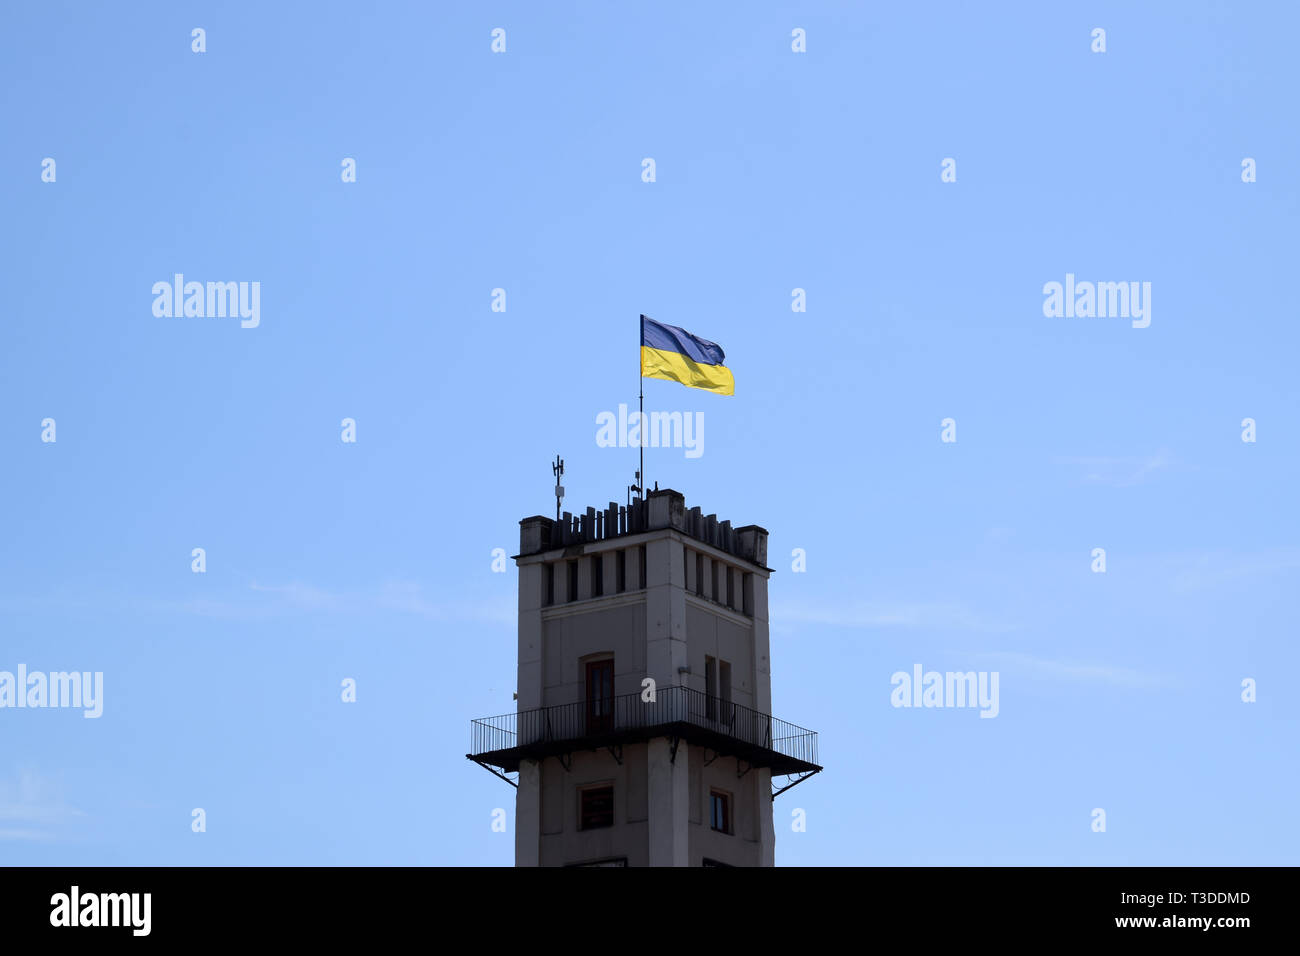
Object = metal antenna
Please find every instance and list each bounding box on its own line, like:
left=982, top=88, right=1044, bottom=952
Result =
left=628, top=469, right=641, bottom=510
left=552, top=455, right=565, bottom=522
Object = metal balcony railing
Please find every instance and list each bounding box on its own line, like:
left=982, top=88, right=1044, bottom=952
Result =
left=468, top=685, right=819, bottom=776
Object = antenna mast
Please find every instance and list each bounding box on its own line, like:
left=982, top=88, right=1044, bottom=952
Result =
left=552, top=455, right=565, bottom=522
left=628, top=470, right=641, bottom=511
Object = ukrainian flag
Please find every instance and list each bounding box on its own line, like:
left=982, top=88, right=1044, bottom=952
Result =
left=640, top=315, right=734, bottom=396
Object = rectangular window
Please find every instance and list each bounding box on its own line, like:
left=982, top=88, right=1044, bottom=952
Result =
left=726, top=566, right=735, bottom=609
left=616, top=549, right=626, bottom=593
left=712, top=561, right=720, bottom=602
left=580, top=786, right=614, bottom=830
left=638, top=545, right=647, bottom=589
left=704, top=656, right=717, bottom=720
left=586, top=659, right=615, bottom=734
left=567, top=560, right=578, bottom=602
left=719, top=660, right=733, bottom=728
left=709, top=790, right=731, bottom=834
left=545, top=563, right=554, bottom=607
left=592, top=554, right=603, bottom=597
left=695, top=553, right=704, bottom=596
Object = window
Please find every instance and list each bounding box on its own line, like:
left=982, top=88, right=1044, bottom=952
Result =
left=638, top=545, right=646, bottom=589
left=726, top=566, right=735, bottom=609
left=545, top=563, right=555, bottom=607
left=616, top=549, right=626, bottom=593
left=709, top=790, right=731, bottom=834
left=585, top=658, right=615, bottom=734
left=705, top=656, right=716, bottom=720
left=695, top=553, right=704, bottom=596
left=719, top=660, right=733, bottom=729
left=592, top=554, right=603, bottom=597
left=580, top=786, right=614, bottom=830
left=567, top=560, right=578, bottom=602
left=712, top=561, right=720, bottom=602
left=704, top=657, right=731, bottom=724
left=566, top=857, right=627, bottom=867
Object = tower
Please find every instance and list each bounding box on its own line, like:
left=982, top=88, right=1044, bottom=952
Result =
left=468, top=488, right=821, bottom=866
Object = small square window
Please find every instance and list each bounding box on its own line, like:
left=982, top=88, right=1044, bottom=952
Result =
left=580, top=786, right=614, bottom=830
left=709, top=790, right=731, bottom=834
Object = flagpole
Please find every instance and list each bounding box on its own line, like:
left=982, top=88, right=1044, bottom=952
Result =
left=638, top=314, right=644, bottom=498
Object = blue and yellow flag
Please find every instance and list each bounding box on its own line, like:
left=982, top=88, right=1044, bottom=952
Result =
left=640, top=315, right=734, bottom=396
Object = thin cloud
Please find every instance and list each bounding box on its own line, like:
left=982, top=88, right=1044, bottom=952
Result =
left=1166, top=549, right=1300, bottom=593
left=0, top=828, right=51, bottom=842
left=0, top=582, right=514, bottom=626
left=0, top=769, right=86, bottom=842
left=976, top=650, right=1170, bottom=689
left=249, top=581, right=346, bottom=612
left=248, top=579, right=514, bottom=625
left=772, top=600, right=1008, bottom=633
left=1053, top=449, right=1179, bottom=487
left=376, top=580, right=514, bottom=625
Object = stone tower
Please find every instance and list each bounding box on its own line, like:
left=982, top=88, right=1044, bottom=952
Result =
left=468, top=488, right=820, bottom=866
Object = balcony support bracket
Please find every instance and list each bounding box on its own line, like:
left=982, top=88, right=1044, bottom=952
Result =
left=669, top=734, right=681, bottom=764
left=467, top=756, right=518, bottom=790
left=557, top=752, right=572, bottom=772
left=703, top=748, right=719, bottom=767
left=605, top=744, right=623, bottom=765
left=736, top=758, right=752, bottom=781
left=771, top=769, right=821, bottom=801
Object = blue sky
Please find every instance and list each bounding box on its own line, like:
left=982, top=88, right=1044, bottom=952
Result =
left=1, top=1, right=1296, bottom=865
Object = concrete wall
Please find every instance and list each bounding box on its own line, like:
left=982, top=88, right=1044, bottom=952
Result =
left=684, top=601, right=756, bottom=711
left=516, top=522, right=776, bottom=867
left=533, top=741, right=768, bottom=868
left=687, top=744, right=766, bottom=867
left=541, top=598, right=646, bottom=706
left=537, top=746, right=650, bottom=867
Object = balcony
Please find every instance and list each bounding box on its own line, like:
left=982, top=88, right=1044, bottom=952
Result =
left=467, top=685, right=821, bottom=786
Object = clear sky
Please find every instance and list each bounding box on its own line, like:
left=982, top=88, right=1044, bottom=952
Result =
left=1, top=1, right=1296, bottom=865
